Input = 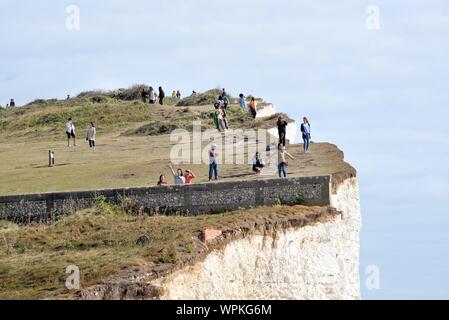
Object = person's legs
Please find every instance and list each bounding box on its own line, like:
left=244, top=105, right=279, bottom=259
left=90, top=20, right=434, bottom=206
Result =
left=214, top=162, right=218, bottom=180
left=278, top=164, right=282, bottom=177
left=305, top=136, right=310, bottom=152
left=209, top=163, right=213, bottom=181
left=281, top=163, right=287, bottom=177
left=303, top=137, right=307, bottom=152
left=280, top=132, right=286, bottom=146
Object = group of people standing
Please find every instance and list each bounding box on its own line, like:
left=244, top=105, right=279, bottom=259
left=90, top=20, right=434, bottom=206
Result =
left=212, top=89, right=259, bottom=132
left=271, top=116, right=311, bottom=178
left=171, top=90, right=182, bottom=99
left=65, top=118, right=96, bottom=149
left=141, top=86, right=166, bottom=105
left=239, top=94, right=257, bottom=118
left=62, top=88, right=311, bottom=185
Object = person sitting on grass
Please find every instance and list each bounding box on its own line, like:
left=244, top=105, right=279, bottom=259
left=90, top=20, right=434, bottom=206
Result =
left=66, top=118, right=76, bottom=147
left=252, top=152, right=265, bottom=173
left=157, top=174, right=168, bottom=186
left=168, top=165, right=185, bottom=185
left=184, top=169, right=196, bottom=184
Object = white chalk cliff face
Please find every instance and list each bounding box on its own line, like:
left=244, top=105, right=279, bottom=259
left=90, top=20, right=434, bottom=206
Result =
left=152, top=178, right=361, bottom=300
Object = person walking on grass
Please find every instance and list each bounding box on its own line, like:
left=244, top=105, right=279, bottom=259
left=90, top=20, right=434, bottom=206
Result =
left=176, top=90, right=181, bottom=99
left=158, top=86, right=165, bottom=105
left=66, top=118, right=76, bottom=147
left=208, top=144, right=219, bottom=181
left=148, top=86, right=156, bottom=104
left=157, top=174, right=168, bottom=186
left=86, top=122, right=96, bottom=149
left=172, top=90, right=176, bottom=98
left=184, top=169, right=196, bottom=184
left=277, top=115, right=288, bottom=147
left=277, top=143, right=295, bottom=178
left=301, top=117, right=311, bottom=153
left=239, top=93, right=246, bottom=112
left=168, top=165, right=185, bottom=185
left=249, top=97, right=257, bottom=118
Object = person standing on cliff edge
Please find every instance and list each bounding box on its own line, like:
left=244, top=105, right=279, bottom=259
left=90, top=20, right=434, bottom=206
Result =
left=158, top=86, right=165, bottom=105
left=301, top=117, right=311, bottom=153
left=277, top=115, right=288, bottom=147
left=208, top=144, right=219, bottom=181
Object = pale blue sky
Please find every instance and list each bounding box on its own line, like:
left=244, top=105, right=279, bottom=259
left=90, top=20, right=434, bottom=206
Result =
left=1, top=0, right=449, bottom=299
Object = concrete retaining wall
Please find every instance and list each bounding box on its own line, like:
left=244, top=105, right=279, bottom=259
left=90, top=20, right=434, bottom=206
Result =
left=0, top=176, right=330, bottom=223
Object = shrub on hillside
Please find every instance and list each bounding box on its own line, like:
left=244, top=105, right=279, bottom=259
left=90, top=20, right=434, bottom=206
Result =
left=176, top=89, right=222, bottom=106
left=77, top=90, right=109, bottom=98
left=111, top=84, right=147, bottom=101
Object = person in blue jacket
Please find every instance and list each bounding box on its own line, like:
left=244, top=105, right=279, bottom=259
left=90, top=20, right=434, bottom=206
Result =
left=301, top=117, right=311, bottom=153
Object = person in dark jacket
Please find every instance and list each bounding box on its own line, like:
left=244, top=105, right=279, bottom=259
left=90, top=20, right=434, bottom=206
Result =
left=141, top=87, right=148, bottom=103
left=158, top=86, right=165, bottom=105
left=301, top=117, right=311, bottom=153
left=277, top=115, right=288, bottom=146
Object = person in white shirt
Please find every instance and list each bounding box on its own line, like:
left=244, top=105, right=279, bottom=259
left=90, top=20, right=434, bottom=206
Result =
left=148, top=87, right=156, bottom=104
left=86, top=122, right=96, bottom=149
left=66, top=118, right=76, bottom=147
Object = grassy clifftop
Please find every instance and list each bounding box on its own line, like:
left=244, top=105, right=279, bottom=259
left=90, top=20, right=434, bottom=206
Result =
left=0, top=86, right=281, bottom=139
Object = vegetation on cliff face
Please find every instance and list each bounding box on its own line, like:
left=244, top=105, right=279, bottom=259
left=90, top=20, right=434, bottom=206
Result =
left=0, top=200, right=335, bottom=300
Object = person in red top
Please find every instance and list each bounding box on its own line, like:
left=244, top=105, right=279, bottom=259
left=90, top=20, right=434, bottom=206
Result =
left=184, top=170, right=196, bottom=184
